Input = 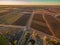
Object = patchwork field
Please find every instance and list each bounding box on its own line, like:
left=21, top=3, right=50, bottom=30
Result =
left=0, top=5, right=60, bottom=45
left=0, top=8, right=23, bottom=24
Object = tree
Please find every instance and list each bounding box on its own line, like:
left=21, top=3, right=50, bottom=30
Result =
left=14, top=40, right=17, bottom=45
left=0, top=34, right=10, bottom=45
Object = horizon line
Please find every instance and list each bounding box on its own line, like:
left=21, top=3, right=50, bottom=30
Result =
left=0, top=1, right=60, bottom=5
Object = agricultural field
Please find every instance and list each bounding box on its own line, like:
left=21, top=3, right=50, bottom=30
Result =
left=44, top=15, right=60, bottom=39
left=0, top=5, right=60, bottom=45
left=0, top=8, right=24, bottom=24
left=12, top=13, right=32, bottom=26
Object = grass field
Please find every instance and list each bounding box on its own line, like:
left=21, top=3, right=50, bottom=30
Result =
left=0, top=12, right=23, bottom=25
left=13, top=13, right=31, bottom=26
left=0, top=34, right=10, bottom=45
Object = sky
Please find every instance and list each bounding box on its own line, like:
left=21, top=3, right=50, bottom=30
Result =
left=0, top=0, right=60, bottom=5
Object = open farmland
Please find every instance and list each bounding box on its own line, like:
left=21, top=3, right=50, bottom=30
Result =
left=31, top=21, right=53, bottom=35
left=44, top=15, right=60, bottom=39
left=31, top=14, right=53, bottom=36
left=12, top=13, right=32, bottom=26
left=0, top=8, right=24, bottom=24
left=32, top=14, right=46, bottom=23
left=47, top=7, right=60, bottom=13
left=0, top=5, right=60, bottom=45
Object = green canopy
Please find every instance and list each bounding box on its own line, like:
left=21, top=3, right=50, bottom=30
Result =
left=0, top=34, right=10, bottom=45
